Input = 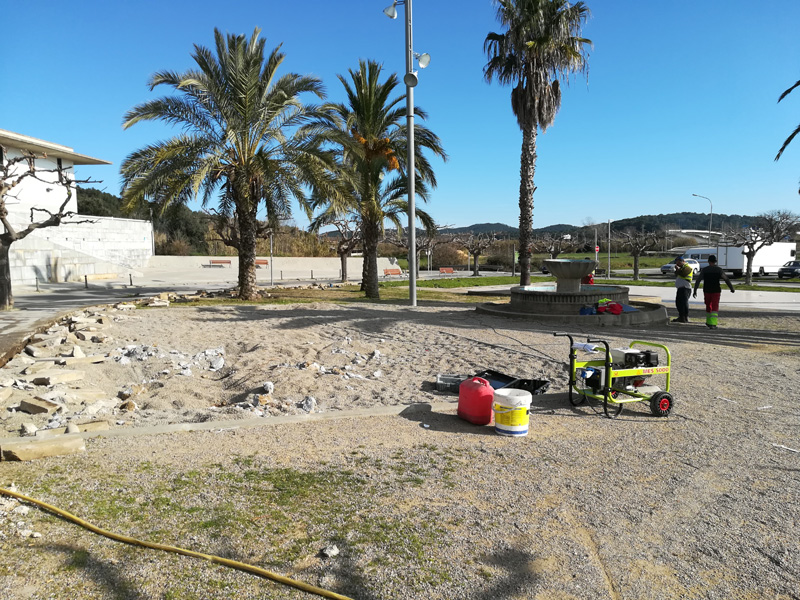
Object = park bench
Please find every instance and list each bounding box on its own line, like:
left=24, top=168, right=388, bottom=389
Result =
left=209, top=259, right=232, bottom=268
left=255, top=259, right=269, bottom=268
left=383, top=268, right=404, bottom=278
left=439, top=267, right=455, bottom=276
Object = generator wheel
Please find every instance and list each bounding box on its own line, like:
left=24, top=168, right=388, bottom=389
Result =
left=603, top=393, right=623, bottom=419
left=650, top=391, right=673, bottom=417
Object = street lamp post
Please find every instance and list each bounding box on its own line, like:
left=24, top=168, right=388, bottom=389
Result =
left=384, top=0, right=429, bottom=307
left=692, top=193, right=713, bottom=240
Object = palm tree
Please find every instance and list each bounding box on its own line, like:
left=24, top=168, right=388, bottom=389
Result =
left=775, top=78, right=800, bottom=194
left=121, top=28, right=334, bottom=299
left=314, top=60, right=446, bottom=299
left=484, top=0, right=591, bottom=285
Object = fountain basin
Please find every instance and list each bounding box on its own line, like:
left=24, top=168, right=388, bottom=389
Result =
left=510, top=284, right=628, bottom=315
left=543, top=259, right=597, bottom=293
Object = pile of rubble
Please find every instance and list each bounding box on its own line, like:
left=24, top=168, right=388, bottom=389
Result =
left=2, top=297, right=386, bottom=450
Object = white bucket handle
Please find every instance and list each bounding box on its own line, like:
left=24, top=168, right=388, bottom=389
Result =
left=493, top=406, right=530, bottom=415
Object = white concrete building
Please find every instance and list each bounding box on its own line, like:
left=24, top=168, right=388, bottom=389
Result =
left=1, top=129, right=154, bottom=284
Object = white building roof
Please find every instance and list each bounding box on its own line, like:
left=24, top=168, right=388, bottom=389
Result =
left=0, top=128, right=111, bottom=166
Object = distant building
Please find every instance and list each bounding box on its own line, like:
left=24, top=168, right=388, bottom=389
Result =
left=1, top=129, right=153, bottom=285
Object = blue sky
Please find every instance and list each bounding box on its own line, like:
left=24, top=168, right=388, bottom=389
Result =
left=2, top=0, right=799, bottom=230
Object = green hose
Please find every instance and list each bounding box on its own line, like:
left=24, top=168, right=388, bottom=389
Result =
left=0, top=486, right=354, bottom=600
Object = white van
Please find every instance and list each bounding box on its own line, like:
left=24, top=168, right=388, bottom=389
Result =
left=682, top=248, right=716, bottom=269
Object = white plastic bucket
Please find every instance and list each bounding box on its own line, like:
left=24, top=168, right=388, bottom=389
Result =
left=492, top=388, right=532, bottom=437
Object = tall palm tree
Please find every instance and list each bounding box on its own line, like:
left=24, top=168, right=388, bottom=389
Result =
left=121, top=28, right=334, bottom=299
left=775, top=78, right=800, bottom=194
left=314, top=60, right=446, bottom=299
left=484, top=0, right=591, bottom=285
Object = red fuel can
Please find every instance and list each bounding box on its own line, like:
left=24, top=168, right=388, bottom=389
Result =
left=458, top=377, right=494, bottom=425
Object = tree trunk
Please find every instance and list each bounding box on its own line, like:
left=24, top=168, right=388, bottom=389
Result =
left=472, top=251, right=480, bottom=276
left=362, top=221, right=381, bottom=299
left=632, top=253, right=640, bottom=281
left=339, top=251, right=348, bottom=283
left=745, top=252, right=755, bottom=285
left=237, top=205, right=258, bottom=300
left=0, top=243, right=13, bottom=311
left=518, top=122, right=537, bottom=286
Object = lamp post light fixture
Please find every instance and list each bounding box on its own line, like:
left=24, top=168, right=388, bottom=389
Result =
left=692, top=193, right=713, bottom=240
left=384, top=0, right=429, bottom=307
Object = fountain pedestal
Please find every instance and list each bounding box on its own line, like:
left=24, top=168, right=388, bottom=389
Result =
left=544, top=259, right=597, bottom=293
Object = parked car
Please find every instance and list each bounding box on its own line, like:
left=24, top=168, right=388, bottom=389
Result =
left=660, top=258, right=700, bottom=276
left=777, top=260, right=800, bottom=279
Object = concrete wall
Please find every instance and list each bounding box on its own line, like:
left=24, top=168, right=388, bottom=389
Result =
left=147, top=255, right=399, bottom=281
left=10, top=235, right=145, bottom=285
left=8, top=215, right=153, bottom=285
left=25, top=216, right=153, bottom=268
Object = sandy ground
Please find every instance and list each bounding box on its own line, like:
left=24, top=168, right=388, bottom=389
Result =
left=1, top=301, right=800, bottom=599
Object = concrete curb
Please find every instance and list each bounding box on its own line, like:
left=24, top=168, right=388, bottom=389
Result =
left=0, top=401, right=461, bottom=446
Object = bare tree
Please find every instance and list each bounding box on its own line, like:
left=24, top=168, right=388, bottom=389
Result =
left=389, top=226, right=452, bottom=277
left=615, top=229, right=660, bottom=281
left=452, top=232, right=497, bottom=276
left=721, top=210, right=800, bottom=285
left=312, top=215, right=361, bottom=283
left=530, top=232, right=581, bottom=259
left=1, top=147, right=95, bottom=310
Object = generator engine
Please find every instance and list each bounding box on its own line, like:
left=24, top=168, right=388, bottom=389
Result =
left=577, top=349, right=659, bottom=393
left=609, top=348, right=659, bottom=368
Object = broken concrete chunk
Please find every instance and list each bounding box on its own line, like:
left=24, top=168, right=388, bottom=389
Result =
left=31, top=370, right=86, bottom=386
left=19, top=397, right=62, bottom=415
left=22, top=362, right=54, bottom=376
left=0, top=387, right=13, bottom=403
left=82, top=399, right=117, bottom=416
left=115, top=303, right=137, bottom=311
left=1, top=435, right=86, bottom=461
left=24, top=345, right=47, bottom=358
left=55, top=355, right=106, bottom=367
left=20, top=422, right=38, bottom=437
left=90, top=334, right=110, bottom=343
left=119, top=400, right=137, bottom=412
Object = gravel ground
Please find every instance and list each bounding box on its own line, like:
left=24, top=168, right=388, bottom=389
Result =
left=1, top=301, right=799, bottom=599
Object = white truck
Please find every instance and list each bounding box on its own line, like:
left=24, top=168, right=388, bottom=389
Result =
left=715, top=242, right=797, bottom=277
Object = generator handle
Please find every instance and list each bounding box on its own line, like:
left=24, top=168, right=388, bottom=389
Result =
left=586, top=338, right=610, bottom=354
left=553, top=332, right=575, bottom=345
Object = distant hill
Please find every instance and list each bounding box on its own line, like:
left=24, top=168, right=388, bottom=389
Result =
left=443, top=212, right=755, bottom=237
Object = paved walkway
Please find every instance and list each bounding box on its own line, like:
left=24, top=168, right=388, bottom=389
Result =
left=466, top=284, right=800, bottom=312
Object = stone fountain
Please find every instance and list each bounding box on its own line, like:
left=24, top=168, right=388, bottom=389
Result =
left=476, top=259, right=667, bottom=326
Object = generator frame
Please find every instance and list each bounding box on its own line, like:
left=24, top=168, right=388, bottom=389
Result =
left=554, top=332, right=674, bottom=419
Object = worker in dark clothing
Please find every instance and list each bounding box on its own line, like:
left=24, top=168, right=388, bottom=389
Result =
left=692, top=255, right=735, bottom=328
left=672, top=257, right=693, bottom=323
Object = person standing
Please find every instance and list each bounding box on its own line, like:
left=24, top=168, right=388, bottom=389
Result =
left=672, top=257, right=693, bottom=323
left=692, top=255, right=735, bottom=328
